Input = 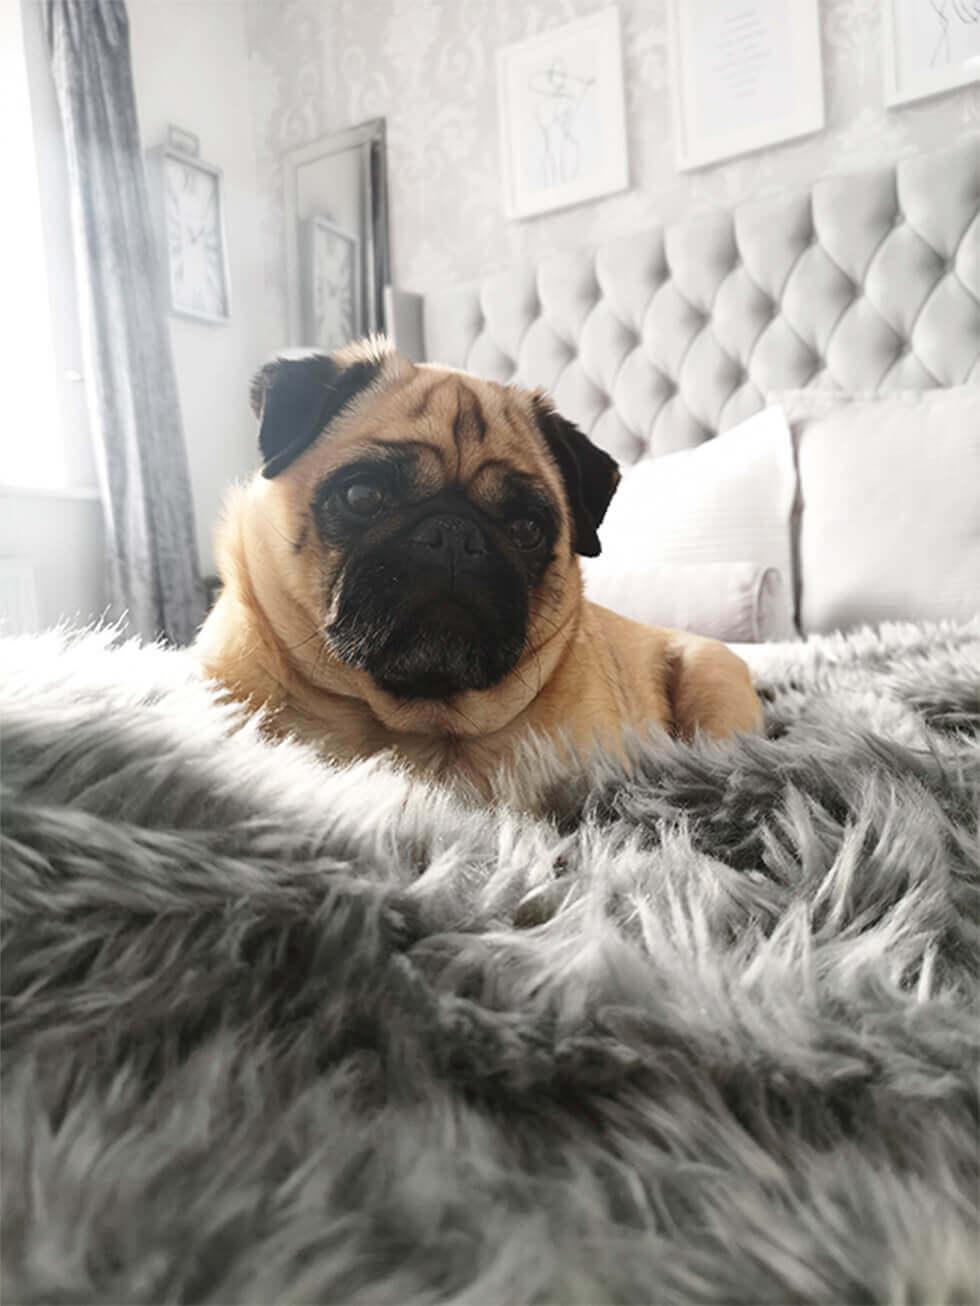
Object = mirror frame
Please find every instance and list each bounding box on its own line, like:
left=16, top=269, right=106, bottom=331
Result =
left=282, top=118, right=391, bottom=348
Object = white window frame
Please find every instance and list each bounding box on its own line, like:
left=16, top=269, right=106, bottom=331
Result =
left=1, top=0, right=96, bottom=497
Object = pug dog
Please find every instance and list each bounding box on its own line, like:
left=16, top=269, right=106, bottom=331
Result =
left=196, top=339, right=762, bottom=794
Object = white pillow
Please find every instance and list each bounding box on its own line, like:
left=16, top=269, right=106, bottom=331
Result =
left=774, top=387, right=980, bottom=635
left=582, top=559, right=793, bottom=642
left=590, top=405, right=799, bottom=637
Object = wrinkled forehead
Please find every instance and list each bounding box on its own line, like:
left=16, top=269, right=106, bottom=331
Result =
left=260, top=364, right=569, bottom=531
left=314, top=366, right=553, bottom=490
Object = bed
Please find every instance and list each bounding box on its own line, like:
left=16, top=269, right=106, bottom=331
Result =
left=399, top=140, right=978, bottom=456
left=3, top=140, right=979, bottom=1305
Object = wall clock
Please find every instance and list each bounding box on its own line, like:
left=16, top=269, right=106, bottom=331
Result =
left=302, top=216, right=359, bottom=351
left=152, top=146, right=231, bottom=324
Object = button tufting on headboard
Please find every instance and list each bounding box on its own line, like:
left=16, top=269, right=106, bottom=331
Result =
left=419, top=140, right=980, bottom=462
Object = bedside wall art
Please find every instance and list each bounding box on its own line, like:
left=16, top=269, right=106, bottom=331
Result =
left=667, top=0, right=825, bottom=171
left=497, top=7, right=629, bottom=220
left=883, top=0, right=980, bottom=107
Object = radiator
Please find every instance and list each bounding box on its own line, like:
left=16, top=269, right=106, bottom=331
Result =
left=0, top=560, right=40, bottom=635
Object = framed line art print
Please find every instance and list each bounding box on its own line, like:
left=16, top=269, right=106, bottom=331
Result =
left=883, top=0, right=980, bottom=107
left=667, top=0, right=825, bottom=171
left=497, top=7, right=629, bottom=220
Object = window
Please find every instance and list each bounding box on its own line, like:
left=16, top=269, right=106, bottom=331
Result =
left=1, top=0, right=94, bottom=493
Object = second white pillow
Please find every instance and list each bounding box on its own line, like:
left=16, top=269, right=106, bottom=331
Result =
left=587, top=405, right=798, bottom=637
left=582, top=559, right=793, bottom=642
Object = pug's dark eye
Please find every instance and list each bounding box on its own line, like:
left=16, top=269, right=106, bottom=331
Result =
left=509, top=517, right=544, bottom=550
left=342, top=480, right=385, bottom=517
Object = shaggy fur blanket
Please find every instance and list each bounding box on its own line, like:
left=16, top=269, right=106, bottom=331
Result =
left=1, top=620, right=978, bottom=1306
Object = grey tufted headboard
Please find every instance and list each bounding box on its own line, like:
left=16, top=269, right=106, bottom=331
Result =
left=407, top=138, right=979, bottom=465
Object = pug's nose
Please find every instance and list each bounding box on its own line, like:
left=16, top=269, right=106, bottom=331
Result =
left=410, top=514, right=487, bottom=568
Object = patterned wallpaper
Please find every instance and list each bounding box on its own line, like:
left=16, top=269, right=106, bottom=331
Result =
left=244, top=0, right=980, bottom=342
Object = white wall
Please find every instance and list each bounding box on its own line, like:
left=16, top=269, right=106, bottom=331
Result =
left=6, top=0, right=91, bottom=491
left=0, top=491, right=106, bottom=632
left=2, top=1, right=104, bottom=634
left=13, top=0, right=976, bottom=631
left=244, top=0, right=980, bottom=311
left=127, top=0, right=276, bottom=576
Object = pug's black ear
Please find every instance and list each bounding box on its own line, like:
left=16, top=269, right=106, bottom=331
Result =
left=531, top=394, right=621, bottom=557
left=250, top=349, right=382, bottom=478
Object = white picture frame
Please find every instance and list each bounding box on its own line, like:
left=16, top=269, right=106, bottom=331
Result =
left=667, top=0, right=825, bottom=172
left=302, top=216, right=360, bottom=353
left=882, top=0, right=980, bottom=108
left=496, top=7, right=629, bottom=221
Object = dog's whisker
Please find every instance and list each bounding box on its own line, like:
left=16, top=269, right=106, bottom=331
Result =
left=281, top=628, right=323, bottom=655
left=254, top=509, right=304, bottom=553
left=447, top=702, right=480, bottom=732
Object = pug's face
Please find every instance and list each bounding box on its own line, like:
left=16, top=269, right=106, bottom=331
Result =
left=246, top=341, right=619, bottom=708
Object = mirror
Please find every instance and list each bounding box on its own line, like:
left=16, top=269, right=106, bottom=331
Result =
left=283, top=118, right=390, bottom=350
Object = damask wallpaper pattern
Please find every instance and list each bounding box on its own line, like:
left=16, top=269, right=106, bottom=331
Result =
left=243, top=0, right=980, bottom=344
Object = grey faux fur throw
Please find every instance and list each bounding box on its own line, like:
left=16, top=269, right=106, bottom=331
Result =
left=2, top=621, right=978, bottom=1306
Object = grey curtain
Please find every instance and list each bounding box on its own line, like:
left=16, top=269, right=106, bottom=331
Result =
left=45, top=0, right=205, bottom=645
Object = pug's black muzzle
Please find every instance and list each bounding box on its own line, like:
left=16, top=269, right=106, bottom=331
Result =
left=325, top=504, right=529, bottom=701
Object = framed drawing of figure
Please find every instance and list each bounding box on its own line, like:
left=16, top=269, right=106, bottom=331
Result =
left=497, top=8, right=629, bottom=220
left=883, top=0, right=980, bottom=106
